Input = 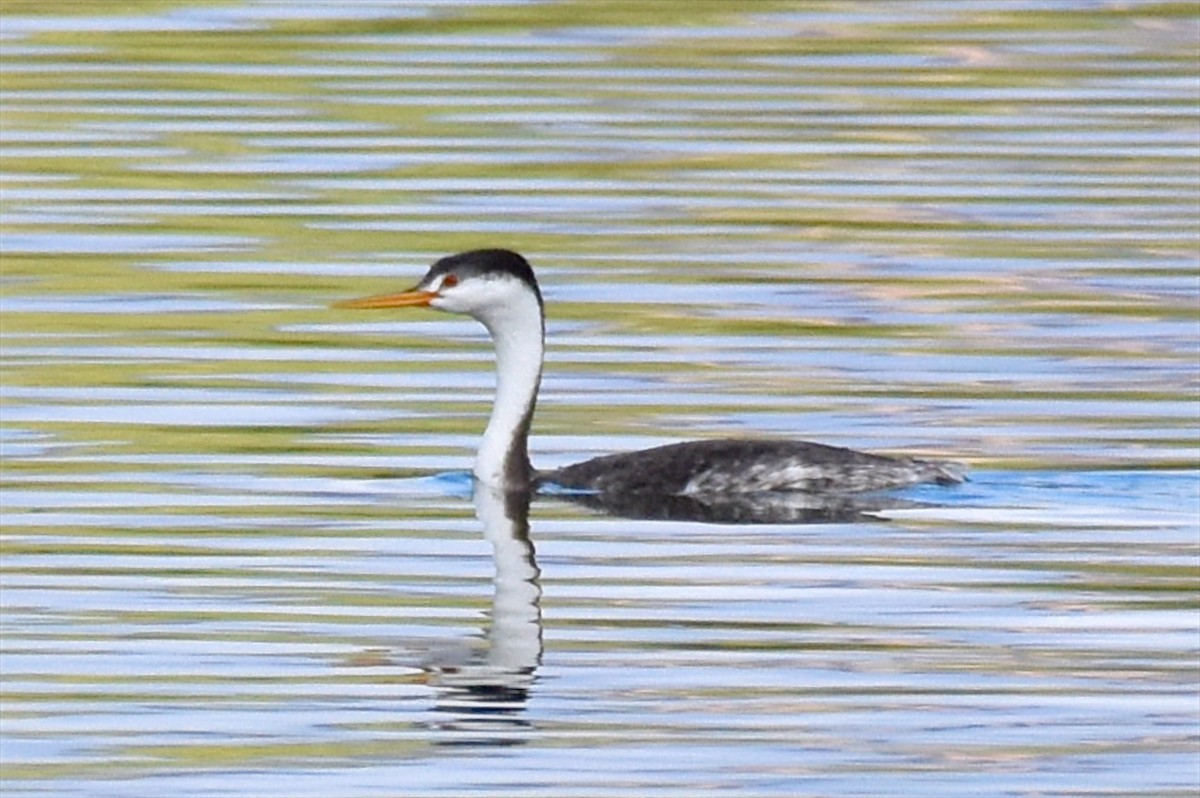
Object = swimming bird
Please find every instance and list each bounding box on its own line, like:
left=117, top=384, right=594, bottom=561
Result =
left=337, top=249, right=964, bottom=497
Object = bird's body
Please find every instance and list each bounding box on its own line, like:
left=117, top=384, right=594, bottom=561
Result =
left=338, top=249, right=964, bottom=499
left=545, top=438, right=962, bottom=496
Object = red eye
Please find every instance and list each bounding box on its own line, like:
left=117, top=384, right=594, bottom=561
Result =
left=442, top=274, right=459, bottom=288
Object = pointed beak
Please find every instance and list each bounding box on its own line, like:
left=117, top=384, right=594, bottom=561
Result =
left=334, top=286, right=437, bottom=310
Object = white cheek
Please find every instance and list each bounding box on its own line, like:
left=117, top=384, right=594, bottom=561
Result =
left=427, top=276, right=525, bottom=319
left=431, top=282, right=487, bottom=314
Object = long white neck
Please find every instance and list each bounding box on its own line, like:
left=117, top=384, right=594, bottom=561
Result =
left=473, top=288, right=544, bottom=489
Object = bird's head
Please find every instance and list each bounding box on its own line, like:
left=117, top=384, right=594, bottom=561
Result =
left=336, top=249, right=542, bottom=328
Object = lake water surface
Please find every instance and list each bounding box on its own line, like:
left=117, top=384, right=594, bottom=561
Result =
left=1, top=1, right=1197, bottom=796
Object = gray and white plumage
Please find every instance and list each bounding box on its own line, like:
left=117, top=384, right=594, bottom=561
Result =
left=545, top=438, right=964, bottom=497
left=338, top=249, right=966, bottom=500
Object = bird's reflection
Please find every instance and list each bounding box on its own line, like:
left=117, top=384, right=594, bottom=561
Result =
left=420, top=479, right=936, bottom=745
left=425, top=484, right=542, bottom=747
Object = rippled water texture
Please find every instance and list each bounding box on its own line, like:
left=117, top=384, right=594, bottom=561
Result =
left=1, top=2, right=1197, bottom=796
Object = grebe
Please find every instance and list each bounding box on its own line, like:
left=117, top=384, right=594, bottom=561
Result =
left=337, top=249, right=964, bottom=497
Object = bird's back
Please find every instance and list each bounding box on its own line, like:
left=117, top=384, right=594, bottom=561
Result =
left=543, top=438, right=964, bottom=497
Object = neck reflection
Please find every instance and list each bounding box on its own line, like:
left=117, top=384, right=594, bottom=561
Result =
left=426, top=484, right=542, bottom=746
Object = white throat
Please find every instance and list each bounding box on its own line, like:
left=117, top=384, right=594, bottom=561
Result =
left=471, top=285, right=544, bottom=488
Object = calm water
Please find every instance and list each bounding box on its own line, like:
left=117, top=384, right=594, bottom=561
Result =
left=1, top=1, right=1197, bottom=796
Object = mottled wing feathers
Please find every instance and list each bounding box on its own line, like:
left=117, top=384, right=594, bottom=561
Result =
left=546, top=439, right=964, bottom=496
